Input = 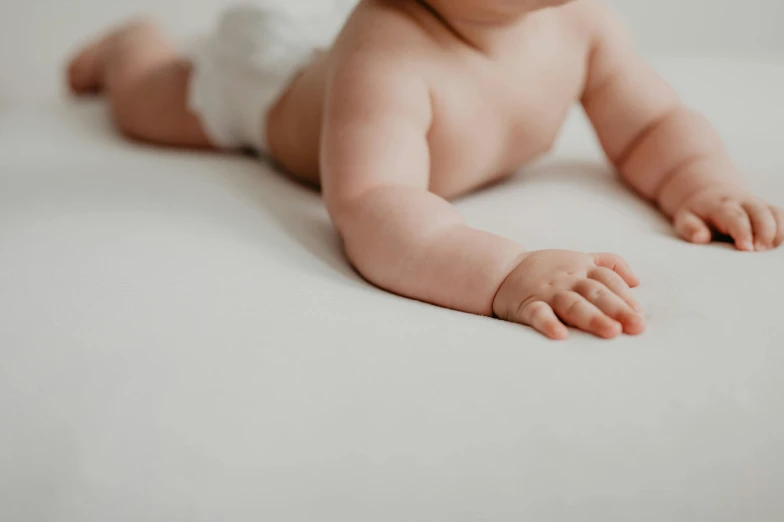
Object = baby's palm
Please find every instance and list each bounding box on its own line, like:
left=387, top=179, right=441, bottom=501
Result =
left=493, top=250, right=645, bottom=340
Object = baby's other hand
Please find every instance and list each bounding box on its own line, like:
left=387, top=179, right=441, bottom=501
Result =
left=493, top=251, right=646, bottom=340
left=673, top=186, right=784, bottom=251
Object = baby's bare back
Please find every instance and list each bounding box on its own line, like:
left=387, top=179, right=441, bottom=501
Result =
left=268, top=0, right=596, bottom=198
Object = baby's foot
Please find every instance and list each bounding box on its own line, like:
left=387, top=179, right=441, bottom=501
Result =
left=66, top=18, right=156, bottom=95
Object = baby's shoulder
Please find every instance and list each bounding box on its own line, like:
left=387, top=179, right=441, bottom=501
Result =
left=557, top=0, right=631, bottom=44
left=330, top=0, right=451, bottom=70
left=320, top=2, right=435, bottom=121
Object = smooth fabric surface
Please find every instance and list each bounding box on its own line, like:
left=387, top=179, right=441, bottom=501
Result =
left=1, top=60, right=783, bottom=521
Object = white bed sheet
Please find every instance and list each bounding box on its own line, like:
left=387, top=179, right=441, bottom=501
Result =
left=1, top=60, right=783, bottom=521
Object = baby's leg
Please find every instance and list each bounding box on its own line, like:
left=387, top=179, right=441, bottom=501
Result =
left=67, top=19, right=214, bottom=149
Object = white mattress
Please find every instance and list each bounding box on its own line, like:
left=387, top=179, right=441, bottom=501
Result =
left=1, top=59, right=783, bottom=521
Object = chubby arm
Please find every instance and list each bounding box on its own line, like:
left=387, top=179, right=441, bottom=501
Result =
left=322, top=55, right=645, bottom=340
left=321, top=57, right=525, bottom=316
left=581, top=6, right=783, bottom=250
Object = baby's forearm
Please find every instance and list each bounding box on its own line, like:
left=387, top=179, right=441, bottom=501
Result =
left=330, top=186, right=526, bottom=316
left=617, top=106, right=743, bottom=216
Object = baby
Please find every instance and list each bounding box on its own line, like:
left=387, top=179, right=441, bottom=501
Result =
left=67, top=0, right=783, bottom=340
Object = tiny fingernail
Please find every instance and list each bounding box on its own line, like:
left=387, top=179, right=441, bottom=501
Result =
left=741, top=241, right=754, bottom=251
left=756, top=242, right=768, bottom=252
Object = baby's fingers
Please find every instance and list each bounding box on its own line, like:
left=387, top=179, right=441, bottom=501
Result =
left=518, top=301, right=569, bottom=340
left=709, top=201, right=753, bottom=251
left=588, top=266, right=643, bottom=312
left=592, top=253, right=639, bottom=288
left=553, top=291, right=622, bottom=339
left=575, top=280, right=645, bottom=335
left=674, top=209, right=711, bottom=245
left=743, top=201, right=777, bottom=251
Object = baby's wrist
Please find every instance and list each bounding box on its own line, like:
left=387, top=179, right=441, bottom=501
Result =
left=658, top=166, right=745, bottom=217
left=491, top=250, right=532, bottom=316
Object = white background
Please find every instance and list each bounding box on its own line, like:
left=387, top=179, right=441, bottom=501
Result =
left=2, top=1, right=784, bottom=521
left=0, top=0, right=782, bottom=104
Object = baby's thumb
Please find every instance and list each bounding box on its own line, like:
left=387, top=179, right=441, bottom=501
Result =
left=674, top=209, right=711, bottom=244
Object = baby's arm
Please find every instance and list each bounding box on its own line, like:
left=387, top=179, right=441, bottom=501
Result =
left=322, top=58, right=526, bottom=317
left=322, top=56, right=644, bottom=339
left=581, top=5, right=783, bottom=251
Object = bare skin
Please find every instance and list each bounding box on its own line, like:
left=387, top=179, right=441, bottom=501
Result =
left=68, top=0, right=784, bottom=340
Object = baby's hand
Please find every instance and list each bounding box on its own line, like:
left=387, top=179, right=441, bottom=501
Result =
left=493, top=251, right=646, bottom=340
left=673, top=186, right=784, bottom=251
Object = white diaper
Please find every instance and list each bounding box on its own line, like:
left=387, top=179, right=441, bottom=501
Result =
left=188, top=2, right=350, bottom=152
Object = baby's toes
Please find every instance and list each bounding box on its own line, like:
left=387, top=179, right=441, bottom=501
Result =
left=67, top=44, right=104, bottom=94
left=66, top=28, right=120, bottom=95
left=773, top=207, right=784, bottom=248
